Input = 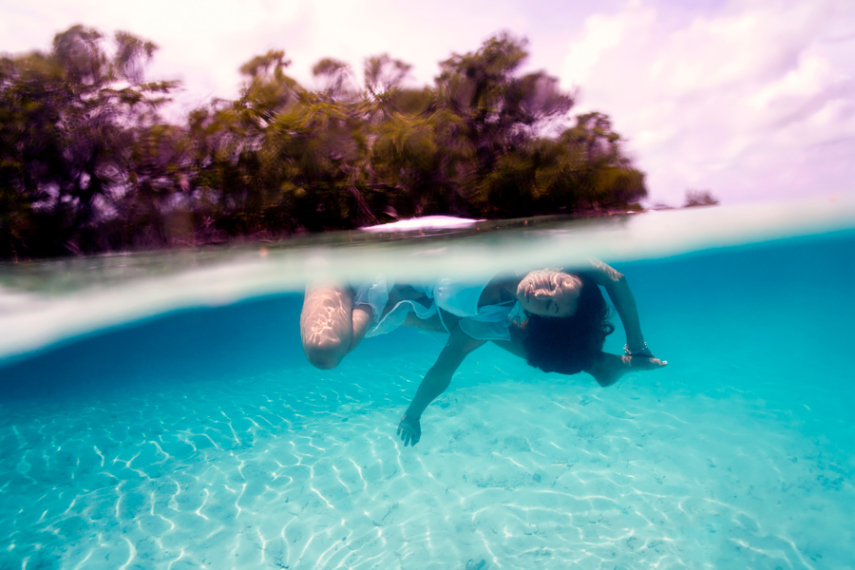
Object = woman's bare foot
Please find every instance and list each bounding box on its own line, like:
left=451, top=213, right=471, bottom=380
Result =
left=587, top=352, right=667, bottom=388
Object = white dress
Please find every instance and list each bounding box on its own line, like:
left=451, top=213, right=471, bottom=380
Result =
left=355, top=277, right=523, bottom=341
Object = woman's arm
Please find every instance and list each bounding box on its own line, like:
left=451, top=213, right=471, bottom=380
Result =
left=397, top=325, right=486, bottom=446
left=578, top=259, right=649, bottom=355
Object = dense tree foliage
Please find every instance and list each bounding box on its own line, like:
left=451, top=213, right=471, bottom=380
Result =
left=0, top=27, right=648, bottom=259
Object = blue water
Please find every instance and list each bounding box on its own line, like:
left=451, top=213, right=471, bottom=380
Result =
left=1, top=217, right=854, bottom=568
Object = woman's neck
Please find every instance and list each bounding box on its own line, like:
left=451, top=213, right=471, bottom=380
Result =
left=494, top=274, right=524, bottom=304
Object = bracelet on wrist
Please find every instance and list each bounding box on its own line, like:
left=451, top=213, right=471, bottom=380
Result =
left=624, top=342, right=649, bottom=356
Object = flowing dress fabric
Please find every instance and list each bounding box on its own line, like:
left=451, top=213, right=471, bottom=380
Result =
left=355, top=278, right=523, bottom=341
left=354, top=280, right=437, bottom=338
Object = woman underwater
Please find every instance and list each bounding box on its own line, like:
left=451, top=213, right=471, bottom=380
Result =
left=300, top=259, right=667, bottom=446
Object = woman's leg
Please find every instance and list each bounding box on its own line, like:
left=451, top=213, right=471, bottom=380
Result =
left=300, top=283, right=373, bottom=369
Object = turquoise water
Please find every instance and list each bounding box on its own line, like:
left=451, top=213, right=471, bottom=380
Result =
left=1, top=204, right=854, bottom=568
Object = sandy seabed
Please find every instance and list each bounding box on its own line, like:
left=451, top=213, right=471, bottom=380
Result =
left=1, top=350, right=853, bottom=570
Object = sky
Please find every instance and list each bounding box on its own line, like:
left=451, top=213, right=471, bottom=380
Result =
left=2, top=0, right=854, bottom=207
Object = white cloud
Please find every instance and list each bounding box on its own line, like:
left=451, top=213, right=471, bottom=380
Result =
left=561, top=0, right=855, bottom=205
left=562, top=10, right=635, bottom=85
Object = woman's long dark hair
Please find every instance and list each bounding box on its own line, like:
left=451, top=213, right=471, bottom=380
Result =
left=523, top=273, right=615, bottom=374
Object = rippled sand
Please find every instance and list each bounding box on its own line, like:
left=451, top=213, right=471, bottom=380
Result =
left=1, top=349, right=852, bottom=569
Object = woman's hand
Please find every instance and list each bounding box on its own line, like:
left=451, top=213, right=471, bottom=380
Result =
left=398, top=325, right=484, bottom=448
left=397, top=414, right=421, bottom=447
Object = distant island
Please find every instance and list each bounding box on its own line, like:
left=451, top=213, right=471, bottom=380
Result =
left=1, top=26, right=668, bottom=260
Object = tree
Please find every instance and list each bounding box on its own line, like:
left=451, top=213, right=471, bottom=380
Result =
left=683, top=189, right=719, bottom=207
left=436, top=33, right=573, bottom=175
left=0, top=25, right=178, bottom=257
left=312, top=58, right=356, bottom=102
left=1, top=26, right=652, bottom=259
left=554, top=112, right=647, bottom=209
left=364, top=54, right=412, bottom=101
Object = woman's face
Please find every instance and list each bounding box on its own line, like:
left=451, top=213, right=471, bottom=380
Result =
left=517, top=270, right=582, bottom=317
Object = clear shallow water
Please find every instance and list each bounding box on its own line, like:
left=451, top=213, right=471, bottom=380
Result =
left=1, top=203, right=854, bottom=569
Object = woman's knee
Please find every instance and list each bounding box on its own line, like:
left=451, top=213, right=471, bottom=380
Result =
left=300, top=283, right=354, bottom=369
left=303, top=337, right=347, bottom=370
